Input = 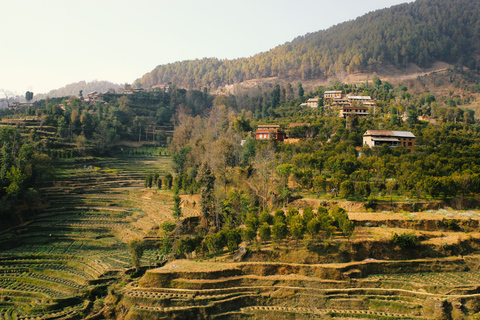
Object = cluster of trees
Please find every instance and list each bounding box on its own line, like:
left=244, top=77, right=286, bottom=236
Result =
left=0, top=87, right=215, bottom=156
left=145, top=172, right=173, bottom=190
left=135, top=0, right=480, bottom=90
left=0, top=126, right=53, bottom=224
left=167, top=206, right=354, bottom=258
left=170, top=103, right=479, bottom=211
left=164, top=72, right=480, bottom=255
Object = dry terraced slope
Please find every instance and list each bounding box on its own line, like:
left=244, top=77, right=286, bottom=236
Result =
left=114, top=204, right=480, bottom=320
left=5, top=155, right=480, bottom=319
left=119, top=257, right=480, bottom=319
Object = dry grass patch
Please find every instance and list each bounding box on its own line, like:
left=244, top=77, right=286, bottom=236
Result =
left=349, top=209, right=480, bottom=221
left=152, top=259, right=239, bottom=274
left=366, top=227, right=415, bottom=241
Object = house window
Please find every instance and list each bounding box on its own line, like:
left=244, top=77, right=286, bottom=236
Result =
left=408, top=142, right=412, bottom=146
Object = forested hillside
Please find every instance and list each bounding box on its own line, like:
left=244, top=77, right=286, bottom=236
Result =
left=134, top=0, right=480, bottom=90
left=0, top=86, right=214, bottom=156
left=167, top=76, right=480, bottom=245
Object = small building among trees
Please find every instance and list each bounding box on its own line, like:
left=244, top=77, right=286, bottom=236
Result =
left=323, top=90, right=343, bottom=100
left=306, top=97, right=319, bottom=109
left=85, top=91, right=104, bottom=103
left=324, top=91, right=376, bottom=118
left=363, top=130, right=416, bottom=151
left=339, top=105, right=369, bottom=118
left=256, top=125, right=286, bottom=142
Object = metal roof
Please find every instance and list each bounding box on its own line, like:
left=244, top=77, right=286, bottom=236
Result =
left=364, top=130, right=415, bottom=138
left=371, top=137, right=400, bottom=142
left=347, top=95, right=372, bottom=100
left=391, top=131, right=416, bottom=138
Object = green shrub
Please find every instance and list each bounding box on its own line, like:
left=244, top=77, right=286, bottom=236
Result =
left=302, top=206, right=315, bottom=226
left=290, top=215, right=305, bottom=242
left=339, top=180, right=355, bottom=198
left=286, top=207, right=299, bottom=226
left=364, top=199, right=378, bottom=210
left=442, top=218, right=458, bottom=231
left=242, top=227, right=257, bottom=243
left=161, top=221, right=176, bottom=233
left=259, top=223, right=271, bottom=242
left=306, top=218, right=321, bottom=237
left=392, top=232, right=419, bottom=248
left=245, top=212, right=259, bottom=231
left=259, top=210, right=273, bottom=225
left=128, top=239, right=144, bottom=271
left=204, top=232, right=224, bottom=256
left=226, top=228, right=242, bottom=251
left=274, top=209, right=286, bottom=223
left=272, top=220, right=287, bottom=243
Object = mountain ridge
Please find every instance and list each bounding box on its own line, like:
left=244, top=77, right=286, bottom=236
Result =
left=134, top=0, right=480, bottom=91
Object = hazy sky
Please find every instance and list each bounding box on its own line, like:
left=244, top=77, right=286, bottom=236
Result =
left=0, top=0, right=412, bottom=95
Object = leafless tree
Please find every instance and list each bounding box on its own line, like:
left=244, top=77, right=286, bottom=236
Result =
left=2, top=90, right=12, bottom=108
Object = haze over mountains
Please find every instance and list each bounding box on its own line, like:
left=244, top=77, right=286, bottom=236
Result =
left=33, top=80, right=123, bottom=100
left=134, top=0, right=480, bottom=90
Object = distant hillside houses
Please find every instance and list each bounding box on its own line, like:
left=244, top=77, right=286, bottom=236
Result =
left=9, top=102, right=34, bottom=109
left=323, top=90, right=376, bottom=118
left=148, top=84, right=170, bottom=93
left=256, top=123, right=314, bottom=143
left=123, top=83, right=170, bottom=94
left=84, top=91, right=104, bottom=104
left=300, top=97, right=320, bottom=109
left=123, top=84, right=145, bottom=94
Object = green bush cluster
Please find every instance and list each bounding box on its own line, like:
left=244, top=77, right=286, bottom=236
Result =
left=392, top=232, right=419, bottom=249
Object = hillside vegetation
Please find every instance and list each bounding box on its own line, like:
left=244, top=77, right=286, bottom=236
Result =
left=135, top=0, right=480, bottom=90
left=4, top=3, right=480, bottom=317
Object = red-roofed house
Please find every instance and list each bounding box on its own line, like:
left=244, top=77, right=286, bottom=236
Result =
left=256, top=125, right=286, bottom=141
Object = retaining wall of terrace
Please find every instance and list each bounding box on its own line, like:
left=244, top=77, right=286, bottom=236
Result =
left=139, top=257, right=469, bottom=289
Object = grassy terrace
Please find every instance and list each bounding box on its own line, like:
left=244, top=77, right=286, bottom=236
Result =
left=0, top=155, right=173, bottom=319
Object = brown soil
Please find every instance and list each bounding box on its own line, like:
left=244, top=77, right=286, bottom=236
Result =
left=217, top=61, right=454, bottom=95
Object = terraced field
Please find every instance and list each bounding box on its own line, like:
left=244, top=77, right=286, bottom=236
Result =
left=119, top=258, right=480, bottom=319
left=0, top=156, right=173, bottom=319
left=5, top=154, right=480, bottom=319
